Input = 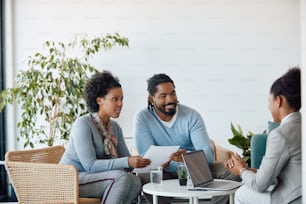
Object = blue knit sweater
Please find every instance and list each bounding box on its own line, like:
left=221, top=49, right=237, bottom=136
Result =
left=133, top=104, right=214, bottom=172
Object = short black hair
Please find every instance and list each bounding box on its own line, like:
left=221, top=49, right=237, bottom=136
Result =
left=270, top=67, right=301, bottom=111
left=147, top=73, right=175, bottom=95
left=84, top=71, right=121, bottom=112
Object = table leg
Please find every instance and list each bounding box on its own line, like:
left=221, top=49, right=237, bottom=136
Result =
left=153, top=195, right=158, bottom=204
left=189, top=197, right=193, bottom=204
left=229, top=193, right=234, bottom=204
left=193, top=197, right=199, bottom=204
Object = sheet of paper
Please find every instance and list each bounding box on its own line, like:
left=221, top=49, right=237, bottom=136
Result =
left=133, top=145, right=180, bottom=173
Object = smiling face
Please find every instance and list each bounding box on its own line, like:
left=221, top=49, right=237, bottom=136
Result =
left=149, top=82, right=178, bottom=121
left=97, top=87, right=123, bottom=121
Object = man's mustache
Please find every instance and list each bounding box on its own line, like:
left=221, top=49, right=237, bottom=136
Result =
left=164, top=101, right=179, bottom=107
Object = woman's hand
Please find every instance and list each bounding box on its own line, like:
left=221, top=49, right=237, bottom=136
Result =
left=128, top=156, right=151, bottom=168
left=169, top=149, right=187, bottom=162
left=224, top=153, right=248, bottom=175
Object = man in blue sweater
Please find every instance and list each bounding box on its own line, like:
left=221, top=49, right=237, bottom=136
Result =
left=134, top=73, right=240, bottom=204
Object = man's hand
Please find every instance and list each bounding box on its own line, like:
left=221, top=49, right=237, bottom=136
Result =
left=128, top=156, right=151, bottom=168
left=169, top=149, right=187, bottom=162
left=162, top=160, right=171, bottom=169
left=161, top=149, right=187, bottom=170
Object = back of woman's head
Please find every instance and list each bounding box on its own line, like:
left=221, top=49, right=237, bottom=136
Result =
left=270, top=67, right=301, bottom=111
left=84, top=71, right=121, bottom=112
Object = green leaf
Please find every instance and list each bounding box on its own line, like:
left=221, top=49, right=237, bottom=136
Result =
left=228, top=122, right=254, bottom=165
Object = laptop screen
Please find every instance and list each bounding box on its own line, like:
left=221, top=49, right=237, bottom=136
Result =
left=182, top=150, right=214, bottom=186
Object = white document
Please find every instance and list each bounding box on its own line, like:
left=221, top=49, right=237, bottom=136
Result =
left=133, top=145, right=180, bottom=173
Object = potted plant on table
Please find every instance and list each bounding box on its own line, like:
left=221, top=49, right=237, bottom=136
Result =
left=0, top=33, right=128, bottom=148
left=177, top=163, right=188, bottom=186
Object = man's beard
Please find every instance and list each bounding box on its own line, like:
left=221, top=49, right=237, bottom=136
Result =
left=156, top=102, right=178, bottom=116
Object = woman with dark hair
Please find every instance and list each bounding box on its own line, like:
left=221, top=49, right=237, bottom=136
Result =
left=225, top=67, right=301, bottom=204
left=60, top=71, right=150, bottom=204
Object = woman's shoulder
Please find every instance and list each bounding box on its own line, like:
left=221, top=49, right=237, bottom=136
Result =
left=73, top=113, right=92, bottom=126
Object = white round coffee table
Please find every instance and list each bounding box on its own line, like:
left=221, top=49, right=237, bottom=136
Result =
left=143, top=179, right=238, bottom=204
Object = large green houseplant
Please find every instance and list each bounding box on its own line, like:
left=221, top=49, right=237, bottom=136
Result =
left=0, top=33, right=128, bottom=148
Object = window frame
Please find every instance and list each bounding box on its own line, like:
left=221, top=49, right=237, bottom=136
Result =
left=0, top=0, right=8, bottom=200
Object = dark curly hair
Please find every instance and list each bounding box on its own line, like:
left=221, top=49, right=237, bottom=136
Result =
left=84, top=71, right=121, bottom=112
left=270, top=67, right=301, bottom=111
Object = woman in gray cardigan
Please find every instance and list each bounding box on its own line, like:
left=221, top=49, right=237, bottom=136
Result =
left=60, top=71, right=151, bottom=204
left=225, top=67, right=301, bottom=204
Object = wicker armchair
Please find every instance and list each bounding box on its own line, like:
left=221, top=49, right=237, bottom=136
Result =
left=5, top=145, right=101, bottom=204
left=210, top=139, right=233, bottom=163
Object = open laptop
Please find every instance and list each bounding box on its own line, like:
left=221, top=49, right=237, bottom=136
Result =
left=182, top=150, right=241, bottom=191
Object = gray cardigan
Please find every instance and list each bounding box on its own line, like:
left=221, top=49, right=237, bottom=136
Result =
left=241, top=112, right=301, bottom=204
left=60, top=113, right=130, bottom=173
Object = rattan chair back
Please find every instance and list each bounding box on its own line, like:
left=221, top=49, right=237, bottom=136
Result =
left=5, top=145, right=101, bottom=204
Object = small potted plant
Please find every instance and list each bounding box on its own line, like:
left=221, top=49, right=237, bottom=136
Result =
left=177, top=163, right=188, bottom=186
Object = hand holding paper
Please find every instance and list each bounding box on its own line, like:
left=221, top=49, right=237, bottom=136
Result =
left=169, top=149, right=187, bottom=162
left=128, top=156, right=151, bottom=168
left=133, top=145, right=179, bottom=173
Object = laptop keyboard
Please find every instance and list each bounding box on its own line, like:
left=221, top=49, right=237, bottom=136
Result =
left=200, top=180, right=231, bottom=188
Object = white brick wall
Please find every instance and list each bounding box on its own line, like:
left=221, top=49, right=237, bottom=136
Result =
left=4, top=0, right=301, bottom=153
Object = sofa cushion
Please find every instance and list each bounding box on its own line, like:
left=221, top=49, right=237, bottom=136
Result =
left=250, top=121, right=280, bottom=168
